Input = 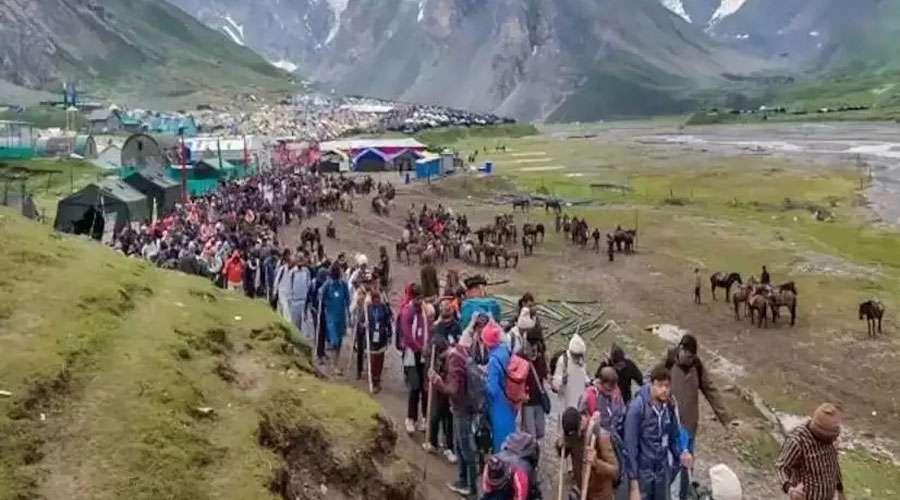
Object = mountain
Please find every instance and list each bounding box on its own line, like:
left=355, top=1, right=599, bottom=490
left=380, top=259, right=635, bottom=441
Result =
left=172, top=0, right=770, bottom=121
left=0, top=0, right=294, bottom=107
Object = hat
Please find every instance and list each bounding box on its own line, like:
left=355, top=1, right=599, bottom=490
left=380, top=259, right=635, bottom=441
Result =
left=484, top=456, right=511, bottom=490
left=561, top=407, right=581, bottom=437
left=809, top=403, right=842, bottom=441
left=568, top=334, right=586, bottom=356
left=482, top=321, right=503, bottom=349
left=610, top=344, right=625, bottom=363
left=464, top=275, right=488, bottom=289
left=355, top=253, right=368, bottom=266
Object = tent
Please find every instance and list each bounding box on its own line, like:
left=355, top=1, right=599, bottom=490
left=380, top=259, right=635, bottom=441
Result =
left=318, top=149, right=350, bottom=173
left=121, top=133, right=178, bottom=170
left=122, top=169, right=181, bottom=218
left=390, top=149, right=423, bottom=173
left=54, top=178, right=148, bottom=238
left=352, top=148, right=388, bottom=172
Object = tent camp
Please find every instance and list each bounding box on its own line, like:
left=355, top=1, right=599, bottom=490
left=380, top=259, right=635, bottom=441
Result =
left=54, top=178, right=148, bottom=239
left=122, top=169, right=180, bottom=219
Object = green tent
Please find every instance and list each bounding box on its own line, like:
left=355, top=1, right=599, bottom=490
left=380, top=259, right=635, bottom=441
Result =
left=54, top=178, right=148, bottom=238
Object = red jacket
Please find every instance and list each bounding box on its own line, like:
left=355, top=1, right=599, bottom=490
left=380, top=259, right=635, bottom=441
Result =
left=224, top=256, right=244, bottom=283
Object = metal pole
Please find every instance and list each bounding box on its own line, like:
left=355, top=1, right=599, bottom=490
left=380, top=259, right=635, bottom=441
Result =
left=180, top=134, right=188, bottom=201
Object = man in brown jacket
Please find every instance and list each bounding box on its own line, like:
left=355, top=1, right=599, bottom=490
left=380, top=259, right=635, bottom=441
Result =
left=582, top=416, right=620, bottom=500
left=666, top=334, right=732, bottom=500
left=420, top=256, right=440, bottom=299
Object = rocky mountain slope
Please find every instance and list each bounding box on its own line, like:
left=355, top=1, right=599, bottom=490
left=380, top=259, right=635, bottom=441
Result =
left=172, top=0, right=770, bottom=121
left=0, top=0, right=293, bottom=106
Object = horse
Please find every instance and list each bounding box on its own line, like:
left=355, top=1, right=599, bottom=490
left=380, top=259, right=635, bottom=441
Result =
left=522, top=233, right=535, bottom=256
left=732, top=283, right=753, bottom=320
left=512, top=198, right=530, bottom=212
left=613, top=228, right=636, bottom=253
left=747, top=293, right=769, bottom=328
left=481, top=243, right=498, bottom=267
left=769, top=290, right=797, bottom=326
left=777, top=281, right=798, bottom=295
left=371, top=196, right=390, bottom=216
left=496, top=248, right=519, bottom=268
left=859, top=300, right=885, bottom=337
left=710, top=272, right=742, bottom=302
left=545, top=199, right=562, bottom=213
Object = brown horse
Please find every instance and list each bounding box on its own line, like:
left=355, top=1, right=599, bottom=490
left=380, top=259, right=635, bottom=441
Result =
left=496, top=248, right=519, bottom=268
left=769, top=290, right=797, bottom=326
left=859, top=300, right=885, bottom=337
left=710, top=272, right=742, bottom=302
left=747, top=293, right=769, bottom=328
left=613, top=228, right=636, bottom=253
left=732, top=284, right=752, bottom=320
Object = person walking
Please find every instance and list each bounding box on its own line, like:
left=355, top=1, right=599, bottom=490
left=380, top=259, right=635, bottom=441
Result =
left=776, top=403, right=846, bottom=500
left=420, top=256, right=440, bottom=299
left=275, top=249, right=294, bottom=322
left=665, top=334, right=731, bottom=500
left=224, top=249, right=245, bottom=291
left=287, top=254, right=312, bottom=338
left=483, top=321, right=517, bottom=453
left=693, top=269, right=702, bottom=305
left=430, top=330, right=478, bottom=497
left=398, top=284, right=431, bottom=434
left=319, top=263, right=350, bottom=375
left=580, top=414, right=621, bottom=500
left=350, top=276, right=372, bottom=381
left=460, top=275, right=501, bottom=328
left=365, top=289, right=392, bottom=393
left=624, top=365, right=692, bottom=500
left=424, top=301, right=457, bottom=463
left=520, top=342, right=548, bottom=441
left=580, top=366, right=626, bottom=434
left=761, top=266, right=771, bottom=286
left=552, top=334, right=589, bottom=415
left=596, top=344, right=643, bottom=405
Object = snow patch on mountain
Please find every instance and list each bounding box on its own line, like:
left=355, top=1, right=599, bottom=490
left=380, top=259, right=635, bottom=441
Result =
left=325, top=0, right=349, bottom=45
left=270, top=60, right=298, bottom=72
left=660, top=0, right=692, bottom=23
left=221, top=13, right=245, bottom=46
left=709, top=0, right=749, bottom=27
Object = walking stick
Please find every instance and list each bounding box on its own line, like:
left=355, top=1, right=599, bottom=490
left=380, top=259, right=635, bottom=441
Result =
left=345, top=309, right=357, bottom=375
left=314, top=296, right=324, bottom=363
left=580, top=422, right=598, bottom=500
left=424, top=345, right=437, bottom=446
left=557, top=420, right=566, bottom=500
left=365, top=308, right=374, bottom=393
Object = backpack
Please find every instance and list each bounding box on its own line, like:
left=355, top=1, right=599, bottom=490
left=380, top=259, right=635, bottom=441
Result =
left=505, top=354, right=531, bottom=407
left=496, top=432, right=542, bottom=500
left=465, top=353, right=487, bottom=414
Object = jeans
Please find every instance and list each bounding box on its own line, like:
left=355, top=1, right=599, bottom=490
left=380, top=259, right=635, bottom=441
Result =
left=405, top=355, right=426, bottom=420
left=429, top=393, right=453, bottom=448
left=636, top=467, right=672, bottom=500
left=452, top=411, right=477, bottom=495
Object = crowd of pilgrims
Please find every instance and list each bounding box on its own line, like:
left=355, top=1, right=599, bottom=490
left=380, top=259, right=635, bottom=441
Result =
left=106, top=165, right=845, bottom=500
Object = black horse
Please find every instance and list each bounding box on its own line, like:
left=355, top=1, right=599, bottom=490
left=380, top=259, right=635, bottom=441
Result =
left=512, top=198, right=530, bottom=212
left=710, top=272, right=742, bottom=302
left=545, top=199, right=562, bottom=213
left=859, top=300, right=885, bottom=337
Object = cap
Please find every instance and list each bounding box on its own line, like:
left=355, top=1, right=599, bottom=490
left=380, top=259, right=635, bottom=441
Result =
left=464, top=275, right=488, bottom=289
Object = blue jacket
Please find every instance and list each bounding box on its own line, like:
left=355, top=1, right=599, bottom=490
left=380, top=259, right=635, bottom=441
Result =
left=623, top=385, right=683, bottom=481
left=320, top=278, right=350, bottom=349
left=485, top=344, right=517, bottom=453
left=460, top=297, right=502, bottom=329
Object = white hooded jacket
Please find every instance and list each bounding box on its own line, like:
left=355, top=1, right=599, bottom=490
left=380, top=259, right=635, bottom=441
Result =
left=551, top=334, right=588, bottom=411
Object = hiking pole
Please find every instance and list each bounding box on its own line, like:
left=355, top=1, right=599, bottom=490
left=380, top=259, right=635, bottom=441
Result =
left=314, top=297, right=324, bottom=368
left=580, top=420, right=598, bottom=500
left=345, top=310, right=357, bottom=375
left=557, top=420, right=566, bottom=500
left=365, top=309, right=374, bottom=394
left=424, top=345, right=437, bottom=447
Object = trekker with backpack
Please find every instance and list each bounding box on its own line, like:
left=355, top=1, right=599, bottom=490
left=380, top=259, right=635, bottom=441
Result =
left=460, top=275, right=502, bottom=329
left=424, top=301, right=458, bottom=463
left=552, top=334, right=589, bottom=415
left=430, top=327, right=480, bottom=497
left=520, top=342, right=550, bottom=440
left=481, top=455, right=529, bottom=500
left=624, top=365, right=692, bottom=500
left=573, top=412, right=620, bottom=500
left=485, top=431, right=542, bottom=500
left=665, top=335, right=731, bottom=500
left=483, top=321, right=517, bottom=453
left=365, top=289, right=393, bottom=393
left=397, top=284, right=432, bottom=434
left=579, top=367, right=626, bottom=434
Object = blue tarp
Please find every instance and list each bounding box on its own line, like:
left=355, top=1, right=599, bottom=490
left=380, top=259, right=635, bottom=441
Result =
left=415, top=158, right=441, bottom=179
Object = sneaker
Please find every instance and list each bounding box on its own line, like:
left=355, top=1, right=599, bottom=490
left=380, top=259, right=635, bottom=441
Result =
left=416, top=418, right=427, bottom=432
left=447, top=482, right=471, bottom=496
left=405, top=419, right=416, bottom=435
left=443, top=449, right=458, bottom=464
left=422, top=442, right=436, bottom=454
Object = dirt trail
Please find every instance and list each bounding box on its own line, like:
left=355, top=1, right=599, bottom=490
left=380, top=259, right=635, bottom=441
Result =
left=281, top=177, right=785, bottom=498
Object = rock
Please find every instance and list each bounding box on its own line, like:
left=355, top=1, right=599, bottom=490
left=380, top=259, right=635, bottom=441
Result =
left=192, top=407, right=216, bottom=419
left=0, top=390, right=12, bottom=398
left=319, top=484, right=328, bottom=495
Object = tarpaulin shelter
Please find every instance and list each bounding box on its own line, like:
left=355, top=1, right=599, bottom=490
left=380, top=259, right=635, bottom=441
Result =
left=352, top=148, right=389, bottom=172
left=122, top=169, right=180, bottom=218
left=54, top=178, right=148, bottom=238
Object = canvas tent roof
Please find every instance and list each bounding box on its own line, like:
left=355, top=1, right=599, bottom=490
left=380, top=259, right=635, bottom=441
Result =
left=54, top=178, right=149, bottom=235
left=321, top=138, right=425, bottom=151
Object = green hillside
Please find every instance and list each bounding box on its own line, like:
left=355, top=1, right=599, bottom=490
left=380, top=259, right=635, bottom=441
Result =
left=0, top=210, right=413, bottom=500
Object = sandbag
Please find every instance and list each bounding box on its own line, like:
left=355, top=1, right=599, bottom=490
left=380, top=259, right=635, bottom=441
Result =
left=709, top=463, right=742, bottom=500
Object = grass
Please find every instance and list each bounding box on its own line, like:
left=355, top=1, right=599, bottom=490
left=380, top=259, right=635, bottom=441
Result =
left=0, top=158, right=103, bottom=220
left=0, top=107, right=72, bottom=129
left=416, top=124, right=539, bottom=147
left=0, top=209, right=404, bottom=500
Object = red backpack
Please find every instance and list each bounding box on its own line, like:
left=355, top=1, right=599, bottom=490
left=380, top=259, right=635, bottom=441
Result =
left=505, top=354, right=531, bottom=407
